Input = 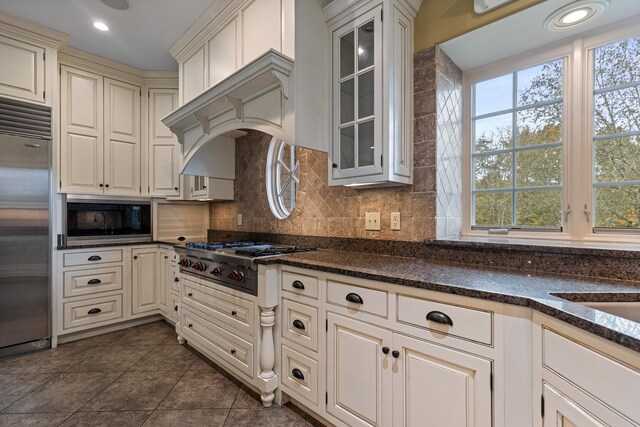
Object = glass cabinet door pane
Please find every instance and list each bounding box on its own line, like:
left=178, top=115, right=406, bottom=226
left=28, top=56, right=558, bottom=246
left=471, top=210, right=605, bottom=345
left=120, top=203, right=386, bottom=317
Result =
left=358, top=70, right=374, bottom=119
left=358, top=120, right=375, bottom=167
left=340, top=31, right=355, bottom=78
left=357, top=20, right=374, bottom=71
left=340, top=79, right=354, bottom=124
left=340, top=126, right=355, bottom=169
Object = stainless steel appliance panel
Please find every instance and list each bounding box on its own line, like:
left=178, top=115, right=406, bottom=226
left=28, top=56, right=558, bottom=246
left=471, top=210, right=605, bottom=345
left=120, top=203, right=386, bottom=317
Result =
left=0, top=133, right=50, bottom=350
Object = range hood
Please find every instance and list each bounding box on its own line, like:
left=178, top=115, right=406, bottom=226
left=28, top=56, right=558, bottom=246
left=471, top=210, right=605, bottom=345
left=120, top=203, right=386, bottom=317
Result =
left=162, top=50, right=296, bottom=177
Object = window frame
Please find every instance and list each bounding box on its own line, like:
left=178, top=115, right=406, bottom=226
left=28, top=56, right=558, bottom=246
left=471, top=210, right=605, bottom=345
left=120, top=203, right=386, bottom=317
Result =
left=462, top=19, right=640, bottom=244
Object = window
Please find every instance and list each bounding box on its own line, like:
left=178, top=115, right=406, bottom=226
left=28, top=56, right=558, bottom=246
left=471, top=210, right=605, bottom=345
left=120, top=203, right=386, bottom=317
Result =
left=465, top=29, right=640, bottom=241
left=472, top=60, right=564, bottom=230
left=592, top=36, right=640, bottom=230
left=266, top=138, right=299, bottom=219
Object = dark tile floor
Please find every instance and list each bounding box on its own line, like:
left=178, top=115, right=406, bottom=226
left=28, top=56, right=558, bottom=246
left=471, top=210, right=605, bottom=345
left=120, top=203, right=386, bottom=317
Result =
left=0, top=321, right=325, bottom=427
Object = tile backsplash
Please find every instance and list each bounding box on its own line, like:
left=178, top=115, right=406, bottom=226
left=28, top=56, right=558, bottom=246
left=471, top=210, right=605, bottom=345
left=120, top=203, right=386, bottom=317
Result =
left=210, top=47, right=462, bottom=242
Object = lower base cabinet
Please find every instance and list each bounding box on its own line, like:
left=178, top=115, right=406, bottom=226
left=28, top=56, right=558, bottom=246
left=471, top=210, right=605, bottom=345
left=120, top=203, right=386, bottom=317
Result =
left=327, top=313, right=493, bottom=427
left=542, top=383, right=621, bottom=427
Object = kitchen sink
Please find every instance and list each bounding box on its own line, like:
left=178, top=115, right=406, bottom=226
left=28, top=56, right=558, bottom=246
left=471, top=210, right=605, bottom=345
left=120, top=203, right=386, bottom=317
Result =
left=550, top=293, right=640, bottom=323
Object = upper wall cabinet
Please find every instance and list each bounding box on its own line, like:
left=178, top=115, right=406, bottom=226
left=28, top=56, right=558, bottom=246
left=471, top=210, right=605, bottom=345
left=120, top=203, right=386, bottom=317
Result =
left=324, top=0, right=421, bottom=187
left=0, top=13, right=66, bottom=106
left=148, top=88, right=180, bottom=197
left=60, top=65, right=141, bottom=196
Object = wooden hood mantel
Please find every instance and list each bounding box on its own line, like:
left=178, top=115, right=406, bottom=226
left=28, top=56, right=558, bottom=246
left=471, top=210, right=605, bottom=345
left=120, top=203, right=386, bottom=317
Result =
left=161, top=49, right=295, bottom=175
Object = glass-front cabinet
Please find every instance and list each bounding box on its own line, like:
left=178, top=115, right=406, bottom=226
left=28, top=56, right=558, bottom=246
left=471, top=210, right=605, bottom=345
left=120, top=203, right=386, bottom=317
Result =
left=326, top=0, right=421, bottom=187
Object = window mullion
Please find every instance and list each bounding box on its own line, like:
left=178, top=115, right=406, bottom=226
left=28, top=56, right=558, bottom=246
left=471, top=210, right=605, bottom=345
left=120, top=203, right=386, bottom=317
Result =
left=511, top=71, right=518, bottom=227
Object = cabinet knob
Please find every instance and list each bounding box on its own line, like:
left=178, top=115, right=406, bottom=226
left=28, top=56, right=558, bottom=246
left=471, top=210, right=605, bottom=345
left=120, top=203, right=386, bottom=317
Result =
left=345, top=292, right=364, bottom=305
left=291, top=368, right=305, bottom=381
left=174, top=277, right=180, bottom=283
left=230, top=349, right=236, bottom=355
left=382, top=346, right=390, bottom=355
left=392, top=350, right=400, bottom=359
left=105, top=184, right=110, bottom=188
left=188, top=292, right=193, bottom=297
left=188, top=323, right=193, bottom=328
left=292, top=319, right=305, bottom=330
left=174, top=305, right=178, bottom=311
left=174, top=187, right=178, bottom=191
left=133, top=256, right=138, bottom=260
left=332, top=163, right=338, bottom=168
left=99, top=183, right=104, bottom=187
left=426, top=311, right=453, bottom=326
left=203, top=185, right=207, bottom=189
left=165, top=256, right=168, bottom=259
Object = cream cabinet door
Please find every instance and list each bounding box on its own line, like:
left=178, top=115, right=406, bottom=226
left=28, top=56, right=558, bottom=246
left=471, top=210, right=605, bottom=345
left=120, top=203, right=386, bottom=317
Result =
left=208, top=17, right=240, bottom=87
left=241, top=0, right=283, bottom=65
left=0, top=35, right=45, bottom=103
left=157, top=250, right=170, bottom=315
left=326, top=313, right=393, bottom=427
left=60, top=66, right=104, bottom=194
left=148, top=89, right=180, bottom=197
left=103, top=78, right=141, bottom=196
left=181, top=46, right=206, bottom=104
left=392, top=333, right=493, bottom=427
left=131, top=248, right=158, bottom=315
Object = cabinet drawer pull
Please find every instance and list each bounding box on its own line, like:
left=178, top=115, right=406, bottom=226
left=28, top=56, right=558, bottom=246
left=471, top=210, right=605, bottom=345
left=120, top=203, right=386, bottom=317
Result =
left=174, top=277, right=180, bottom=282
left=292, top=319, right=305, bottom=330
left=291, top=280, right=305, bottom=290
left=291, top=368, right=305, bottom=381
left=345, top=292, right=364, bottom=305
left=231, top=310, right=237, bottom=317
left=188, top=292, right=193, bottom=297
left=188, top=323, right=193, bottom=328
left=87, top=308, right=101, bottom=315
left=87, top=255, right=101, bottom=261
left=230, top=349, right=236, bottom=355
left=426, top=311, right=453, bottom=326
left=174, top=305, right=178, bottom=312
left=392, top=350, right=400, bottom=359
left=87, top=279, right=101, bottom=285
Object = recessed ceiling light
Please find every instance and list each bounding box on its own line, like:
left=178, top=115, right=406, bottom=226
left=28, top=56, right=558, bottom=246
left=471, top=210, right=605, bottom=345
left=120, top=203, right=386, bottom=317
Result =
left=544, top=0, right=609, bottom=31
left=93, top=21, right=109, bottom=31
left=100, top=0, right=129, bottom=10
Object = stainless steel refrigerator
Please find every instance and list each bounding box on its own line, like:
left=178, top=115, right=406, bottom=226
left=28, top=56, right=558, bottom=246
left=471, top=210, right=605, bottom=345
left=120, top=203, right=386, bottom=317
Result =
left=0, top=97, right=51, bottom=358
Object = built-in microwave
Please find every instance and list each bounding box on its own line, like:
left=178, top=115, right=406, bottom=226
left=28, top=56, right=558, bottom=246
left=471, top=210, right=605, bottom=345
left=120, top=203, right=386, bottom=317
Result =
left=61, top=196, right=152, bottom=246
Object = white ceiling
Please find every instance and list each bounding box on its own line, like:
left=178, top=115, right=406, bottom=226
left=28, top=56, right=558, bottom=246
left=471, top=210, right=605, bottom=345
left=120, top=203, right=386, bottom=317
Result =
left=0, top=0, right=216, bottom=70
left=441, top=0, right=640, bottom=71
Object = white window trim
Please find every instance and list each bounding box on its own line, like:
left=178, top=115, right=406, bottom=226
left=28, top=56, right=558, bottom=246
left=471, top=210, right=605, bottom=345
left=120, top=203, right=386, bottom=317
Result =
left=461, top=17, right=640, bottom=245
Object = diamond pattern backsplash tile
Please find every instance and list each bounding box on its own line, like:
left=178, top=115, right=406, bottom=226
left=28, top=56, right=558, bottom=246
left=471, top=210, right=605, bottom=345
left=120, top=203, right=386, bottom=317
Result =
left=210, top=46, right=463, bottom=242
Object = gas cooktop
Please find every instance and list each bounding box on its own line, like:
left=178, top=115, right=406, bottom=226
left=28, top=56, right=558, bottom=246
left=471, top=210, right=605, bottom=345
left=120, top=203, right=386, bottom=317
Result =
left=182, top=241, right=314, bottom=258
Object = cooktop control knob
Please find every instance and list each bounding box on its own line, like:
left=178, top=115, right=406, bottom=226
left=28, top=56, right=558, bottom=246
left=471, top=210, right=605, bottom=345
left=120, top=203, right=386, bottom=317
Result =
left=192, top=262, right=207, bottom=272
left=211, top=267, right=221, bottom=277
left=228, top=270, right=244, bottom=282
left=178, top=258, right=191, bottom=268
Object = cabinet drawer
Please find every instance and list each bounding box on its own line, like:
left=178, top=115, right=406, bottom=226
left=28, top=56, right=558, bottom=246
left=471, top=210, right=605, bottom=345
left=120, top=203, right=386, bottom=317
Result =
left=182, top=277, right=254, bottom=337
left=282, top=270, right=318, bottom=299
left=63, top=294, right=123, bottom=330
left=282, top=299, right=318, bottom=352
left=327, top=280, right=388, bottom=318
left=281, top=345, right=319, bottom=406
left=63, top=266, right=123, bottom=298
left=543, top=328, right=640, bottom=424
left=171, top=269, right=181, bottom=293
left=181, top=307, right=254, bottom=378
left=63, top=249, right=123, bottom=267
left=397, top=294, right=493, bottom=346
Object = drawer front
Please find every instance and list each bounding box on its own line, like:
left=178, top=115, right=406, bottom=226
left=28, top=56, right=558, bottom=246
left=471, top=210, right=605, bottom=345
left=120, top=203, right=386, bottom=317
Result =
left=281, top=345, right=318, bottom=406
left=327, top=280, right=388, bottom=318
left=63, top=294, right=123, bottom=330
left=282, top=299, right=318, bottom=352
left=63, top=249, right=123, bottom=267
left=282, top=270, right=319, bottom=299
left=182, top=277, right=254, bottom=337
left=182, top=307, right=254, bottom=378
left=543, top=328, right=640, bottom=424
left=170, top=292, right=180, bottom=321
left=397, top=294, right=493, bottom=346
left=171, top=268, right=181, bottom=293
left=63, top=266, right=123, bottom=298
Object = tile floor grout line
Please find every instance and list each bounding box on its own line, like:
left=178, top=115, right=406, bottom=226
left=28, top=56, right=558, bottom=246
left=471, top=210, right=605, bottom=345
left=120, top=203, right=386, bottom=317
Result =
left=74, top=369, right=127, bottom=414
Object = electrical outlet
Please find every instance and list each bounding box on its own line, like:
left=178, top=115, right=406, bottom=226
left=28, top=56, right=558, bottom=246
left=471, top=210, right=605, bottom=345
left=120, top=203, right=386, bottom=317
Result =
left=391, top=212, right=401, bottom=230
left=237, top=214, right=243, bottom=226
left=365, top=212, right=381, bottom=231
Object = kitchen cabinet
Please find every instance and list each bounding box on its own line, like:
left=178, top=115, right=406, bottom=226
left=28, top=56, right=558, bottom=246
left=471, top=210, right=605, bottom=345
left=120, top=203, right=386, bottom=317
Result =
left=189, top=176, right=234, bottom=200
left=0, top=14, right=65, bottom=105
left=542, top=383, right=626, bottom=427
left=60, top=65, right=141, bottom=195
left=325, top=0, right=420, bottom=186
left=148, top=88, right=180, bottom=197
left=131, top=247, right=159, bottom=315
left=158, top=249, right=171, bottom=315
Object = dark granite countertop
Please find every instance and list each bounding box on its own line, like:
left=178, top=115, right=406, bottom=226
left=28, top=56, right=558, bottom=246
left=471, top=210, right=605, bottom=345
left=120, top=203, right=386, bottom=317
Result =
left=56, top=239, right=200, bottom=250
left=256, top=249, right=640, bottom=352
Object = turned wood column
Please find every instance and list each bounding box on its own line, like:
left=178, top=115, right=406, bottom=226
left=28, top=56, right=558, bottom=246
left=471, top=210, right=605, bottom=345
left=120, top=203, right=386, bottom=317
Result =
left=259, top=305, right=276, bottom=407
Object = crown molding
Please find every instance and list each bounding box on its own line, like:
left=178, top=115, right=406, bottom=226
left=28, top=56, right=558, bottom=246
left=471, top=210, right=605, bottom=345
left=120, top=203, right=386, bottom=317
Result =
left=0, top=12, right=68, bottom=48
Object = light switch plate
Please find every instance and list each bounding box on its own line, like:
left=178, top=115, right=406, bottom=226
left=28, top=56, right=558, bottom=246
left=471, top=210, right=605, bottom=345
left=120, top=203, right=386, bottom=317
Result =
left=365, top=212, right=381, bottom=231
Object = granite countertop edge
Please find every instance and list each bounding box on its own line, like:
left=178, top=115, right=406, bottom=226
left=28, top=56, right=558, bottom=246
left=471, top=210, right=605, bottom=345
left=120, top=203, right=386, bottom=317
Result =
left=257, top=252, right=640, bottom=353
